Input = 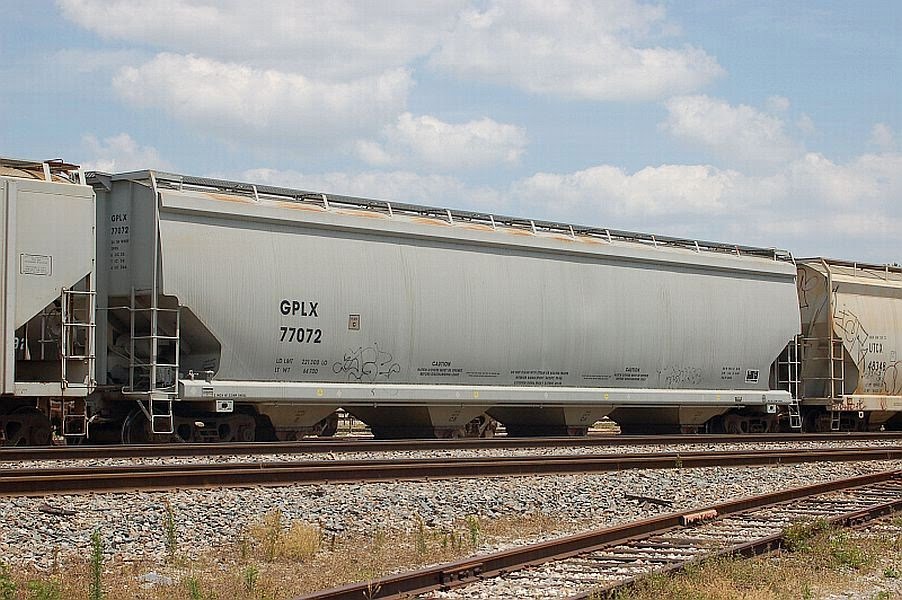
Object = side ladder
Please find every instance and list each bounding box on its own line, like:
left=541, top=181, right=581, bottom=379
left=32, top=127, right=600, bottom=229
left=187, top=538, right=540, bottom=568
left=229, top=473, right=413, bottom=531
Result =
left=828, top=337, right=844, bottom=431
left=830, top=409, right=841, bottom=432
left=59, top=287, right=96, bottom=437
left=124, top=288, right=181, bottom=435
left=787, top=401, right=802, bottom=430
left=773, top=336, right=803, bottom=430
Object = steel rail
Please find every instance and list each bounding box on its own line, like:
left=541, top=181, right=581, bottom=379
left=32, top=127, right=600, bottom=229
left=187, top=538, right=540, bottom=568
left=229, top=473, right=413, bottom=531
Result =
left=3, top=432, right=901, bottom=461
left=579, top=500, right=902, bottom=600
left=2, top=447, right=901, bottom=497
left=575, top=479, right=902, bottom=598
left=294, top=469, right=902, bottom=600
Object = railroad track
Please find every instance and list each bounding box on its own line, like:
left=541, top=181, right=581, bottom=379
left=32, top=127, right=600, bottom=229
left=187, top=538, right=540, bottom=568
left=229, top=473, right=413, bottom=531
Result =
left=296, top=469, right=902, bottom=600
left=2, top=431, right=901, bottom=461
left=2, top=446, right=901, bottom=497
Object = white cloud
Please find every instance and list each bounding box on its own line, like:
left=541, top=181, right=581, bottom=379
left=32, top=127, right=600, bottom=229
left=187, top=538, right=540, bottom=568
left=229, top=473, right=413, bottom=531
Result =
left=796, top=113, right=817, bottom=136
left=59, top=1, right=721, bottom=101
left=58, top=0, right=465, bottom=79
left=512, top=164, right=744, bottom=222
left=234, top=167, right=502, bottom=211
left=783, top=152, right=896, bottom=208
left=663, top=95, right=803, bottom=171
left=869, top=123, right=897, bottom=152
left=80, top=133, right=172, bottom=172
left=112, top=54, right=411, bottom=150
left=765, top=95, right=790, bottom=113
left=214, top=146, right=900, bottom=264
left=506, top=151, right=901, bottom=261
left=58, top=0, right=724, bottom=162
left=430, top=0, right=724, bottom=101
left=356, top=113, right=527, bottom=171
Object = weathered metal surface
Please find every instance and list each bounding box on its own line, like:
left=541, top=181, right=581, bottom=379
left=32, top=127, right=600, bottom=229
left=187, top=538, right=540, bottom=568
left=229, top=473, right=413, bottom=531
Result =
left=90, top=170, right=799, bottom=416
left=0, top=161, right=94, bottom=396
left=797, top=259, right=902, bottom=412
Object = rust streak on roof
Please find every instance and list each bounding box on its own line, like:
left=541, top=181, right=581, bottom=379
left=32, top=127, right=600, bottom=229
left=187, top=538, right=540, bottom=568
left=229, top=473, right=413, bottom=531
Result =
left=203, top=192, right=255, bottom=204
left=273, top=200, right=325, bottom=212
left=335, top=209, right=389, bottom=220
left=411, top=216, right=451, bottom=227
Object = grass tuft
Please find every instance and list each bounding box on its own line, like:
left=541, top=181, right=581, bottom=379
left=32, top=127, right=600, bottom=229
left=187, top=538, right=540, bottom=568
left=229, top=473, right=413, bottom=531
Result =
left=279, top=521, right=322, bottom=562
left=414, top=515, right=427, bottom=556
left=185, top=575, right=204, bottom=600
left=607, top=518, right=901, bottom=600
left=89, top=530, right=104, bottom=600
left=246, top=510, right=321, bottom=563
left=242, top=564, right=258, bottom=595
left=25, top=578, right=62, bottom=600
left=0, top=563, right=16, bottom=600
left=466, top=515, right=480, bottom=548
left=163, top=500, right=179, bottom=563
left=783, top=517, right=830, bottom=552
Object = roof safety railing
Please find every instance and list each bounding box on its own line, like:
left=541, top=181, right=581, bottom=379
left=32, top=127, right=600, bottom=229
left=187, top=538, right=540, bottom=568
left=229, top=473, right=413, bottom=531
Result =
left=88, top=169, right=796, bottom=263
left=797, top=257, right=902, bottom=278
left=1, top=157, right=85, bottom=184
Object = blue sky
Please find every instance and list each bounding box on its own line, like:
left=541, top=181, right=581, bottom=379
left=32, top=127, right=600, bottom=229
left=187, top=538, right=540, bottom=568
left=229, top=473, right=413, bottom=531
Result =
left=1, top=1, right=899, bottom=262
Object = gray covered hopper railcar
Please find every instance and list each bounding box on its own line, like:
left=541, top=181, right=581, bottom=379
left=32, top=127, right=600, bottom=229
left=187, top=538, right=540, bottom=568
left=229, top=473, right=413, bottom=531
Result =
left=84, top=169, right=801, bottom=441
left=1, top=159, right=95, bottom=445
left=793, top=258, right=902, bottom=431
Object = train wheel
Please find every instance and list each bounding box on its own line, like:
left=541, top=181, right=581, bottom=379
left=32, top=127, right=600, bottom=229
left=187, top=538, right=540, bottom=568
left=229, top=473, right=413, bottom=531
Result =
left=705, top=416, right=726, bottom=434
left=121, top=408, right=185, bottom=444
left=3, top=407, right=52, bottom=446
left=121, top=408, right=150, bottom=444
left=317, top=413, right=340, bottom=437
left=479, top=417, right=498, bottom=438
left=253, top=414, right=278, bottom=442
left=236, top=421, right=256, bottom=442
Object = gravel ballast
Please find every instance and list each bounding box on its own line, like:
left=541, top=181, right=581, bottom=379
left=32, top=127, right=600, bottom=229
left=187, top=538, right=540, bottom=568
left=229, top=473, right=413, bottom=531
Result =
left=1, top=439, right=899, bottom=470
left=2, top=460, right=901, bottom=569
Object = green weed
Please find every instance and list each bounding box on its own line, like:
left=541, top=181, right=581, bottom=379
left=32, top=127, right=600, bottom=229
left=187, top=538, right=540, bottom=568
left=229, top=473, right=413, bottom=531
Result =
left=89, top=530, right=104, bottom=600
left=0, top=563, right=17, bottom=600
left=163, top=500, right=179, bottom=562
left=783, top=518, right=830, bottom=552
left=414, top=515, right=427, bottom=555
left=26, top=578, right=61, bottom=600
left=242, top=564, right=258, bottom=595
left=466, top=515, right=480, bottom=548
left=185, top=575, right=203, bottom=600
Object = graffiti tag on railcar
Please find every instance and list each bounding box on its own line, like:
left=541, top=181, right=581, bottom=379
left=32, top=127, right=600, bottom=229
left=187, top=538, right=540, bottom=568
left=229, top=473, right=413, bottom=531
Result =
left=660, top=366, right=703, bottom=388
left=333, top=344, right=401, bottom=382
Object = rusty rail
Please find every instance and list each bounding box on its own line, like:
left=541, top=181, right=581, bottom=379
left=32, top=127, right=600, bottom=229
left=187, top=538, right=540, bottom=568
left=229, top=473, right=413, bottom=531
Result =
left=2, top=432, right=901, bottom=461
left=2, top=447, right=901, bottom=497
left=295, top=469, right=902, bottom=600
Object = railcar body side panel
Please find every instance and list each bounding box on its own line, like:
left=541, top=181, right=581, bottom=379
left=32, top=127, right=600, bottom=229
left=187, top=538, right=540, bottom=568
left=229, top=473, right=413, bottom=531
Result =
left=797, top=260, right=902, bottom=421
left=85, top=170, right=803, bottom=437
left=91, top=181, right=800, bottom=412
left=1, top=172, right=95, bottom=396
